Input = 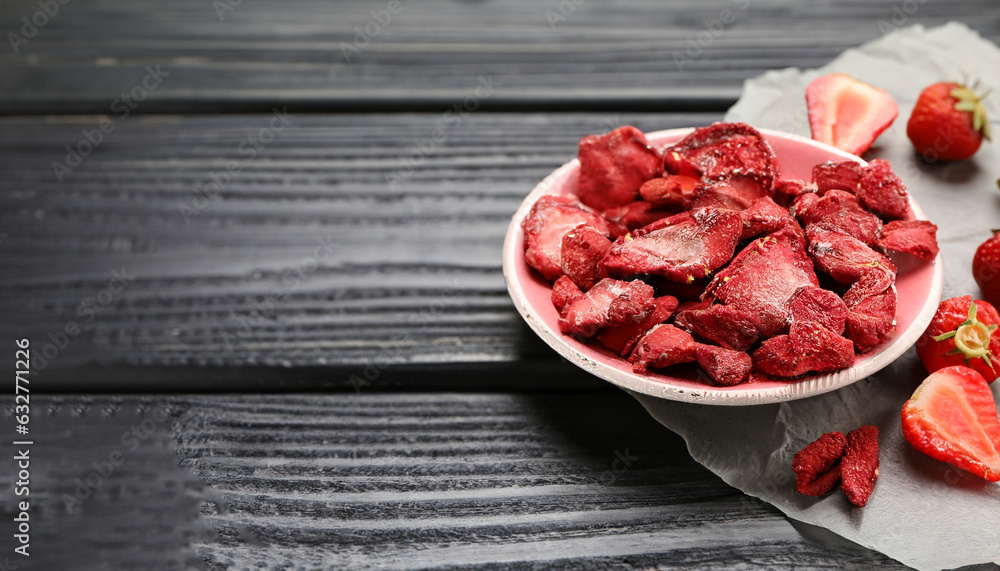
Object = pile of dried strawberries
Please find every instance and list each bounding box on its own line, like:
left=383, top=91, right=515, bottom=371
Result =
left=522, top=122, right=940, bottom=387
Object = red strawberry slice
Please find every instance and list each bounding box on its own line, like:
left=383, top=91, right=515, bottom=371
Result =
left=739, top=196, right=796, bottom=240
left=857, top=159, right=913, bottom=221
left=577, top=126, right=663, bottom=211
left=753, top=320, right=855, bottom=378
left=794, top=189, right=883, bottom=248
left=792, top=431, right=847, bottom=497
left=806, top=73, right=899, bottom=156
left=878, top=219, right=940, bottom=262
left=674, top=303, right=759, bottom=352
left=695, top=344, right=752, bottom=386
left=812, top=161, right=863, bottom=195
left=558, top=278, right=655, bottom=338
left=560, top=225, right=612, bottom=290
left=522, top=195, right=610, bottom=280
left=601, top=208, right=742, bottom=284
left=551, top=275, right=583, bottom=313
left=628, top=323, right=697, bottom=373
left=841, top=426, right=880, bottom=507
left=664, top=122, right=778, bottom=189
left=688, top=174, right=772, bottom=212
left=639, top=174, right=701, bottom=207
left=788, top=285, right=848, bottom=335
left=806, top=224, right=896, bottom=286
left=901, top=366, right=1000, bottom=482
left=602, top=201, right=677, bottom=235
left=598, top=295, right=678, bottom=357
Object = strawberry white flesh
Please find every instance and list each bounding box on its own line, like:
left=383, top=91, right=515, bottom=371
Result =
left=806, top=74, right=899, bottom=157
left=901, top=366, right=1000, bottom=482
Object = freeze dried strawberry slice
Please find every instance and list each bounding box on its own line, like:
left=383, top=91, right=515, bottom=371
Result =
left=695, top=344, right=752, bottom=386
left=843, top=268, right=897, bottom=353
left=754, top=321, right=855, bottom=377
left=598, top=296, right=678, bottom=357
left=601, top=208, right=742, bottom=284
left=812, top=161, right=862, bottom=195
left=628, top=324, right=697, bottom=373
left=689, top=174, right=772, bottom=211
left=705, top=227, right=819, bottom=338
left=807, top=224, right=896, bottom=286
left=792, top=431, right=847, bottom=497
left=602, top=201, right=677, bottom=235
left=674, top=303, right=759, bottom=351
left=806, top=74, right=898, bottom=156
left=578, top=126, right=663, bottom=211
left=551, top=275, right=583, bottom=313
left=788, top=285, right=848, bottom=335
left=664, top=122, right=778, bottom=189
left=857, top=159, right=913, bottom=221
left=739, top=196, right=796, bottom=240
left=878, top=219, right=940, bottom=262
left=522, top=195, right=610, bottom=280
left=901, top=366, right=1000, bottom=482
left=794, top=189, right=883, bottom=247
left=560, top=225, right=612, bottom=290
left=639, top=174, right=701, bottom=207
left=841, top=425, right=880, bottom=507
left=773, top=177, right=811, bottom=207
left=558, top=278, right=655, bottom=338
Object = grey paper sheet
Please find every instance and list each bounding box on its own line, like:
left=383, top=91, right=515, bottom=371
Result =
left=635, top=23, right=1000, bottom=570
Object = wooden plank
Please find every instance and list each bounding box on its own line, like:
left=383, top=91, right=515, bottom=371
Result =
left=0, top=0, right=997, bottom=113
left=0, top=393, right=905, bottom=568
left=0, top=112, right=718, bottom=389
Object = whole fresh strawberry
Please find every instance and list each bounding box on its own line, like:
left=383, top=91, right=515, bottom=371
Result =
left=915, top=296, right=1000, bottom=383
left=906, top=82, right=991, bottom=161
left=901, top=365, right=1000, bottom=482
left=973, top=230, right=1000, bottom=306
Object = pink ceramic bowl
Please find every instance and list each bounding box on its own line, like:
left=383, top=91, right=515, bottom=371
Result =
left=502, top=127, right=943, bottom=405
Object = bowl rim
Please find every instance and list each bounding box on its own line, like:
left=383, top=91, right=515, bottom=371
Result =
left=502, top=126, right=944, bottom=406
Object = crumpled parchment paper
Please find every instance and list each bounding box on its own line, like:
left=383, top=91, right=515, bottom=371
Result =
left=634, top=22, right=1000, bottom=570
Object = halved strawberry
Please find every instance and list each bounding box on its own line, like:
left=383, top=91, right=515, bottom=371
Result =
left=806, top=74, right=899, bottom=156
left=901, top=366, right=1000, bottom=482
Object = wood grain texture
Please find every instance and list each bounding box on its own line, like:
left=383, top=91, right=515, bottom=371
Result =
left=0, top=0, right=997, bottom=113
left=0, top=112, right=717, bottom=389
left=1, top=393, right=906, bottom=569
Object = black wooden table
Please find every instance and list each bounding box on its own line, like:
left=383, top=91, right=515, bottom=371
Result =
left=2, top=1, right=999, bottom=569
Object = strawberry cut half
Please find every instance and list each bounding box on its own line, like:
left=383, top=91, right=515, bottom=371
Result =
left=806, top=73, right=899, bottom=157
left=901, top=366, right=1000, bottom=482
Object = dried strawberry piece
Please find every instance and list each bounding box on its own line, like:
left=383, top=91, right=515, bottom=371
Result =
left=688, top=174, right=772, bottom=211
left=674, top=303, right=759, bottom=351
left=753, top=321, right=855, bottom=377
left=788, top=285, right=848, bottom=335
left=705, top=227, right=819, bottom=338
left=558, top=278, right=655, bottom=338
left=878, top=219, right=940, bottom=262
left=812, top=161, right=862, bottom=195
left=598, top=296, right=678, bottom=357
left=639, top=174, right=701, bottom=207
left=773, top=177, right=811, bottom=207
left=577, top=126, right=663, bottom=211
left=522, top=195, right=610, bottom=280
left=695, top=344, right=752, bottom=386
left=806, top=224, right=896, bottom=286
left=601, top=208, right=742, bottom=284
left=739, top=196, right=796, bottom=240
left=794, top=189, right=883, bottom=247
left=628, top=324, right=697, bottom=373
left=602, top=201, right=677, bottom=235
left=841, top=425, right=880, bottom=507
left=857, top=159, right=913, bottom=221
left=664, top=122, right=777, bottom=190
left=792, top=431, right=847, bottom=497
left=843, top=267, right=897, bottom=353
left=551, top=275, right=583, bottom=313
left=560, top=225, right=612, bottom=290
